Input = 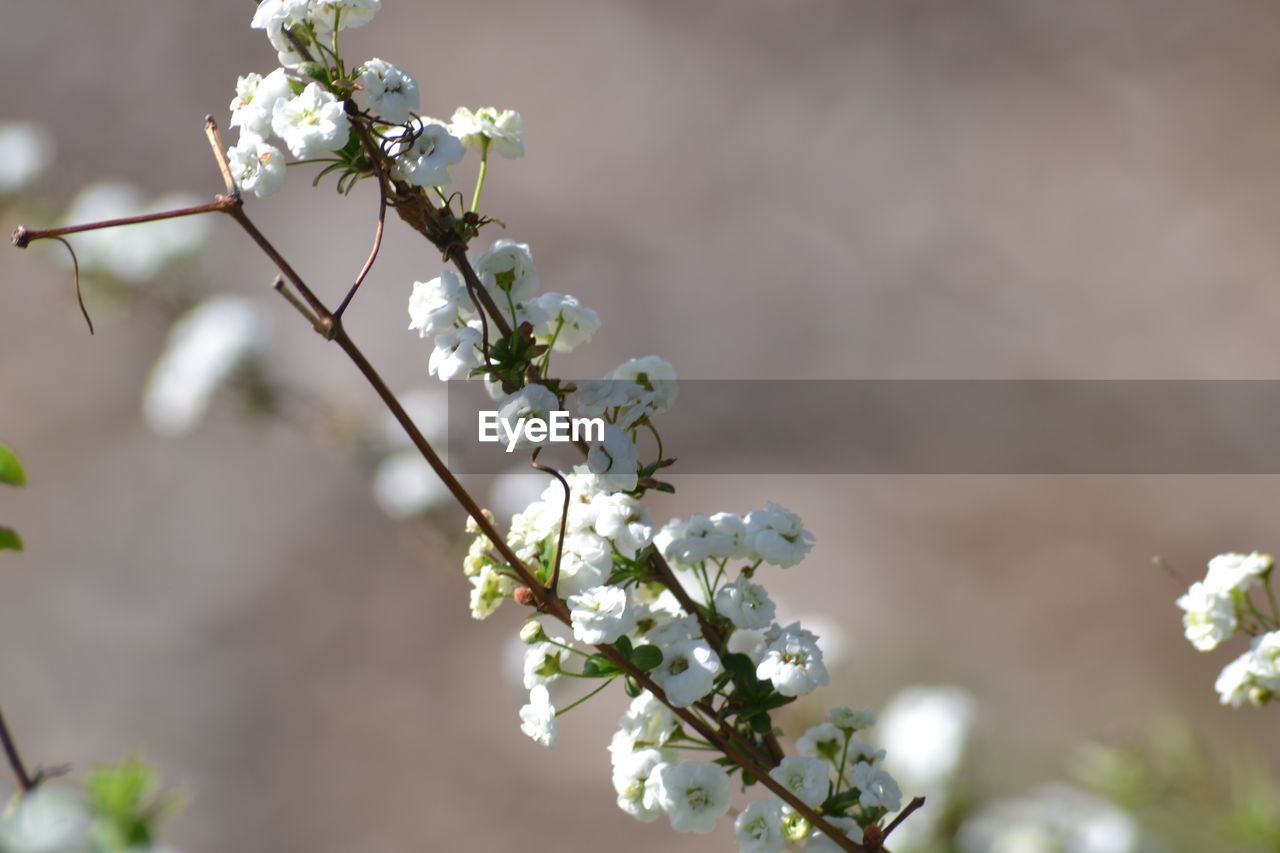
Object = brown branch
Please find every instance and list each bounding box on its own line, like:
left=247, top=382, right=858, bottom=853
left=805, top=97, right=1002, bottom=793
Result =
left=7, top=116, right=889, bottom=853
left=0, top=705, right=35, bottom=793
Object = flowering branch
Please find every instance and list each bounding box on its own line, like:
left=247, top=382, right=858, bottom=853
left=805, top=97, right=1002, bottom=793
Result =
left=8, top=5, right=924, bottom=849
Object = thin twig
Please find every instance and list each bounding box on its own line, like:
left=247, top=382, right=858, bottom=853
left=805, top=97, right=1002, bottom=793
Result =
left=0, top=705, right=36, bottom=793
left=203, top=116, right=240, bottom=198
left=529, top=448, right=571, bottom=593
left=333, top=183, right=387, bottom=319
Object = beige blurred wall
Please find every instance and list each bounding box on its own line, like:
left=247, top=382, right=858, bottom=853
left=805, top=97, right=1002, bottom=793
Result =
left=4, top=1, right=1280, bottom=850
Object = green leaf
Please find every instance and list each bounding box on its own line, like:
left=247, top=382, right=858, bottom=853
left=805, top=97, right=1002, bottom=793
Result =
left=0, top=527, right=22, bottom=551
left=613, top=634, right=633, bottom=656
left=581, top=654, right=622, bottom=678
left=628, top=645, right=663, bottom=672
left=0, top=444, right=25, bottom=487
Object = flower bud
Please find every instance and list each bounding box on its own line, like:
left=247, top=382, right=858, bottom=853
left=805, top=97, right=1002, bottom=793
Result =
left=519, top=621, right=546, bottom=644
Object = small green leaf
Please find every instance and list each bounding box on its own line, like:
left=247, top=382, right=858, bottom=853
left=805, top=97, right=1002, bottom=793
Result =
left=0, top=527, right=22, bottom=551
left=613, top=635, right=633, bottom=656
left=0, top=444, right=25, bottom=487
left=628, top=645, right=664, bottom=672
left=581, top=654, right=621, bottom=678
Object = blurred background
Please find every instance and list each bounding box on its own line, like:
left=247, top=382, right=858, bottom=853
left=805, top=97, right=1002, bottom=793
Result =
left=3, top=0, right=1280, bottom=850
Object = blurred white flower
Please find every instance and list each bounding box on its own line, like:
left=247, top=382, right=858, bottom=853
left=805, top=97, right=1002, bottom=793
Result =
left=372, top=450, right=450, bottom=518
left=958, top=784, right=1140, bottom=853
left=0, top=121, right=53, bottom=194
left=143, top=295, right=270, bottom=436
left=488, top=467, right=547, bottom=523
left=0, top=784, right=91, bottom=852
left=378, top=386, right=449, bottom=448
left=880, top=685, right=977, bottom=791
left=59, top=183, right=210, bottom=283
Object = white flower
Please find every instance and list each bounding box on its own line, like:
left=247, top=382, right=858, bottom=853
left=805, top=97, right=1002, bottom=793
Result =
left=0, top=121, right=53, bottom=194
left=569, top=585, right=634, bottom=644
left=519, top=684, right=558, bottom=747
left=309, top=0, right=382, bottom=32
left=531, top=292, right=600, bottom=352
left=250, top=0, right=311, bottom=66
left=450, top=106, right=525, bottom=158
left=611, top=747, right=668, bottom=822
left=228, top=68, right=293, bottom=138
left=574, top=379, right=646, bottom=417
left=586, top=426, right=640, bottom=493
left=409, top=270, right=468, bottom=339
left=617, top=691, right=678, bottom=748
left=804, top=816, right=865, bottom=853
left=827, top=706, right=876, bottom=732
left=608, top=355, right=679, bottom=419
left=757, top=623, right=829, bottom=697
left=652, top=638, right=722, bottom=707
left=657, top=514, right=740, bottom=565
left=227, top=134, right=287, bottom=198
left=469, top=565, right=514, bottom=620
left=428, top=325, right=484, bottom=381
left=880, top=685, right=976, bottom=790
left=651, top=760, right=732, bottom=834
left=357, top=58, right=420, bottom=124
left=1203, top=551, right=1272, bottom=595
left=734, top=798, right=786, bottom=853
left=1175, top=581, right=1237, bottom=651
left=0, top=784, right=91, bottom=852
left=1247, top=630, right=1280, bottom=683
left=555, top=537, right=611, bottom=599
left=591, top=492, right=653, bottom=557
left=495, top=384, right=561, bottom=449
left=769, top=756, right=830, bottom=809
left=522, top=641, right=563, bottom=690
left=271, top=82, right=351, bottom=159
left=387, top=118, right=465, bottom=188
left=849, top=761, right=902, bottom=811
left=715, top=575, right=776, bottom=629
left=372, top=451, right=450, bottom=518
left=143, top=296, right=271, bottom=436
left=1215, top=651, right=1256, bottom=707
left=744, top=503, right=814, bottom=568
left=957, top=784, right=1140, bottom=853
left=795, top=722, right=843, bottom=762
left=472, top=239, right=540, bottom=303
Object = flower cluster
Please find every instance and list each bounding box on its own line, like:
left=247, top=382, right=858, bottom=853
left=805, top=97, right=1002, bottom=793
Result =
left=226, top=0, right=525, bottom=201
left=444, top=245, right=906, bottom=844
left=19, top=2, right=917, bottom=850
left=1175, top=551, right=1280, bottom=707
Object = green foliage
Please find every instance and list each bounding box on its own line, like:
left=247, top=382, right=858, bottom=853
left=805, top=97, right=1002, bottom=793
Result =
left=1070, top=718, right=1280, bottom=853
left=1, top=443, right=24, bottom=551
left=84, top=757, right=182, bottom=852
left=0, top=443, right=25, bottom=486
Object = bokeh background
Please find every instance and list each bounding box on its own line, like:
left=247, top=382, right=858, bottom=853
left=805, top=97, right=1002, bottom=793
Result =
left=4, top=0, right=1280, bottom=850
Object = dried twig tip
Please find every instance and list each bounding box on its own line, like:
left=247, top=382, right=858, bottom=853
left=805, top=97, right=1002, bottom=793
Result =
left=10, top=225, right=30, bottom=248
